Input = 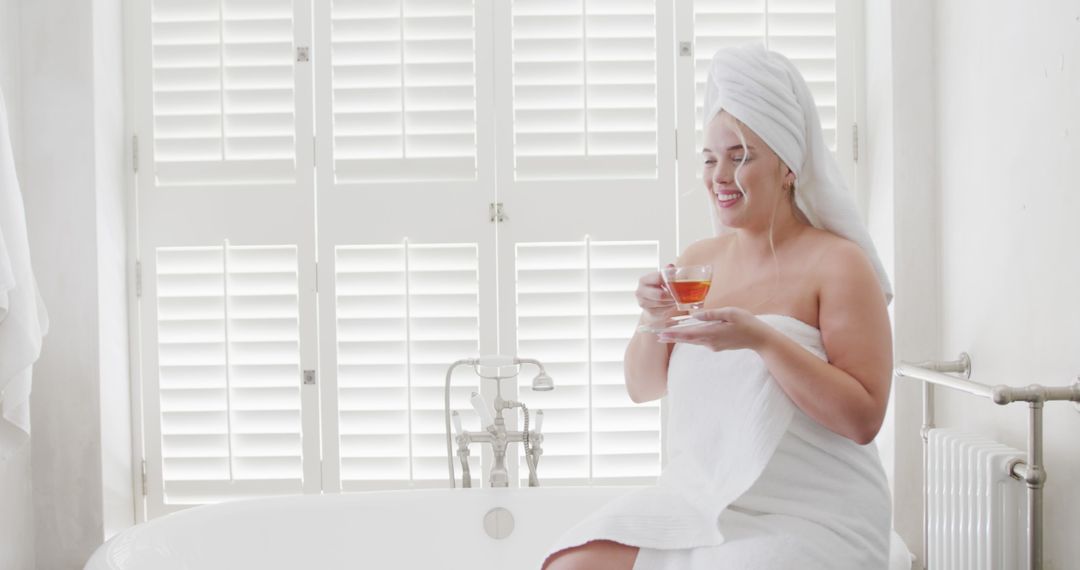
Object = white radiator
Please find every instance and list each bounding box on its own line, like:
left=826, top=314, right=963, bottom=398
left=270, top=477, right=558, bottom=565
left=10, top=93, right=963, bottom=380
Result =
left=927, top=428, right=1028, bottom=570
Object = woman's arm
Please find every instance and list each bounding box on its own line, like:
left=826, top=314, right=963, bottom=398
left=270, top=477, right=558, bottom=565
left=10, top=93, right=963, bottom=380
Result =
left=625, top=313, right=676, bottom=403
left=754, top=240, right=892, bottom=444
left=623, top=270, right=678, bottom=404
left=623, top=241, right=715, bottom=403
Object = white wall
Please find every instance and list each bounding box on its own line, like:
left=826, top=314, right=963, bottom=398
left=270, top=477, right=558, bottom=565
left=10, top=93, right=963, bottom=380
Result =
left=20, top=0, right=133, bottom=566
left=0, top=2, right=35, bottom=570
left=871, top=0, right=1080, bottom=567
left=21, top=0, right=107, bottom=565
left=863, top=0, right=941, bottom=561
left=93, top=0, right=135, bottom=540
left=933, top=1, right=1080, bottom=568
left=862, top=0, right=896, bottom=497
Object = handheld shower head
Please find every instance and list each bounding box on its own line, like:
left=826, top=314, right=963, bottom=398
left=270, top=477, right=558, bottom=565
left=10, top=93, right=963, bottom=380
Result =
left=531, top=371, right=554, bottom=391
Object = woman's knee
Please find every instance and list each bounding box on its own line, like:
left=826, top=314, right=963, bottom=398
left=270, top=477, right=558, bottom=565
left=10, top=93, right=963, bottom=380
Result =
left=543, top=540, right=639, bottom=570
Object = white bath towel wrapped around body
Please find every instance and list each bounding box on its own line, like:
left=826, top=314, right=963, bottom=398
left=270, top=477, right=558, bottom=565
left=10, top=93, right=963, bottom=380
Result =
left=544, top=314, right=891, bottom=569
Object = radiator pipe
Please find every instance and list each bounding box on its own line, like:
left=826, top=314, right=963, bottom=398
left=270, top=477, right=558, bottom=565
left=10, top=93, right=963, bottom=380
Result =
left=1010, top=401, right=1045, bottom=570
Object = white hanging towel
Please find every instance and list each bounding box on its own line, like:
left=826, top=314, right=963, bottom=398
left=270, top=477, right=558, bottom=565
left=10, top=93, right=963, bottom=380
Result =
left=0, top=86, right=49, bottom=461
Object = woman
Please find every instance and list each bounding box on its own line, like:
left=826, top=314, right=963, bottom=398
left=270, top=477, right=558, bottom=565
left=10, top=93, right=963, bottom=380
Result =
left=542, top=45, right=894, bottom=570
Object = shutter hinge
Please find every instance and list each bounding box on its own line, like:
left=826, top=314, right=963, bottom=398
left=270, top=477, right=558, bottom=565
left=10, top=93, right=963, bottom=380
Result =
left=135, top=260, right=143, bottom=298
left=489, top=202, right=507, bottom=223
left=132, top=135, right=139, bottom=173
left=296, top=46, right=310, bottom=63
left=852, top=123, right=859, bottom=162
left=679, top=41, right=693, bottom=58
left=140, top=460, right=148, bottom=496
left=303, top=369, right=317, bottom=386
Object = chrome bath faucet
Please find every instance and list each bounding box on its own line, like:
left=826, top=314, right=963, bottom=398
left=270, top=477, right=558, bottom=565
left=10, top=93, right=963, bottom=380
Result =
left=444, top=356, right=554, bottom=488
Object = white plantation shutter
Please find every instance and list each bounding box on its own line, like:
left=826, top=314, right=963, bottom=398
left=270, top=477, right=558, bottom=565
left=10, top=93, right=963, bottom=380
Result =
left=130, top=0, right=860, bottom=510
left=588, top=242, right=662, bottom=479
left=509, top=0, right=660, bottom=180
left=334, top=243, right=484, bottom=490
left=515, top=240, right=661, bottom=485
left=314, top=0, right=497, bottom=492
left=495, top=0, right=674, bottom=487
left=515, top=243, right=589, bottom=481
left=329, top=0, right=479, bottom=182
left=155, top=244, right=304, bottom=504
left=150, top=0, right=299, bottom=186
left=135, top=0, right=317, bottom=518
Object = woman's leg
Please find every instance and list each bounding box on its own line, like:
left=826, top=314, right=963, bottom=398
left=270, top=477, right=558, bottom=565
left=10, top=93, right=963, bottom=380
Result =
left=542, top=540, right=640, bottom=570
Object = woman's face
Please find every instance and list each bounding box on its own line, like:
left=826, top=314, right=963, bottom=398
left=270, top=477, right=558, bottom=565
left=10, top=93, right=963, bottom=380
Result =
left=702, top=112, right=794, bottom=229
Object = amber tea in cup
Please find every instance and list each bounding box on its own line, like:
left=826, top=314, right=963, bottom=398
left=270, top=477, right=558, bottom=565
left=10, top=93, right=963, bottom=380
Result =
left=660, top=264, right=713, bottom=311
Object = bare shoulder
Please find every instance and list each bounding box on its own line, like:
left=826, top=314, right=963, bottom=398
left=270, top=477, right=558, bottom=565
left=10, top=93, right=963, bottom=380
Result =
left=676, top=234, right=731, bottom=266
left=816, top=233, right=876, bottom=284
left=808, top=229, right=889, bottom=325
left=793, top=229, right=869, bottom=280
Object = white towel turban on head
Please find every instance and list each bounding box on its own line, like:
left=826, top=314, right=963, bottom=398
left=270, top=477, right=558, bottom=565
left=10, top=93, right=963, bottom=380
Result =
left=703, top=44, right=893, bottom=304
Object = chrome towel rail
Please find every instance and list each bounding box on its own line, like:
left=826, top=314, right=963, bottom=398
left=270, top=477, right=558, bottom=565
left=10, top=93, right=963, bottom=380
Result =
left=895, top=353, right=1080, bottom=570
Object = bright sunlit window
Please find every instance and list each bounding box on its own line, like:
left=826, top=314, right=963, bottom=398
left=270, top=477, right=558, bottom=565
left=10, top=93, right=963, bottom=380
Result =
left=129, top=0, right=857, bottom=518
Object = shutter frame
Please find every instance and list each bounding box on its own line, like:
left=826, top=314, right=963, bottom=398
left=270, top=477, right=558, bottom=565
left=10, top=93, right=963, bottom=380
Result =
left=153, top=243, right=307, bottom=506
left=334, top=242, right=484, bottom=489
left=329, top=0, right=481, bottom=184
left=514, top=240, right=662, bottom=485
left=149, top=0, right=301, bottom=188
left=131, top=0, right=860, bottom=510
left=509, top=0, right=662, bottom=182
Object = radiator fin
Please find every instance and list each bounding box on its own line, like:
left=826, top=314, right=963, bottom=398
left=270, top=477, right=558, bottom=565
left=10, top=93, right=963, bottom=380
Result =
left=927, top=428, right=1028, bottom=570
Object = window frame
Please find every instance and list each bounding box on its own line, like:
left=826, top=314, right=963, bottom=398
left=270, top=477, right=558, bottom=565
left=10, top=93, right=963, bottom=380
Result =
left=125, top=0, right=864, bottom=520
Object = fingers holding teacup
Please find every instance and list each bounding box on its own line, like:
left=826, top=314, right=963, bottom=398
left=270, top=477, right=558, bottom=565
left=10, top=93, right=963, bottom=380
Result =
left=636, top=268, right=678, bottom=322
left=637, top=271, right=675, bottom=309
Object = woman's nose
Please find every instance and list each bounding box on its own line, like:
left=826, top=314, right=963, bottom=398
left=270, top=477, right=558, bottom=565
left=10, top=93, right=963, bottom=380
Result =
left=712, top=159, right=733, bottom=185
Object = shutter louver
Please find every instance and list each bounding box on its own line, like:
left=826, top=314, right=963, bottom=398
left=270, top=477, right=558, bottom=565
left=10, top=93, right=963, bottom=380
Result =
left=693, top=0, right=837, bottom=154
left=330, top=0, right=479, bottom=183
left=151, top=0, right=297, bottom=186
left=156, top=244, right=303, bottom=504
left=511, top=0, right=659, bottom=181
left=335, top=243, right=481, bottom=487
left=588, top=242, right=661, bottom=480
left=516, top=243, right=590, bottom=481
left=515, top=240, right=660, bottom=485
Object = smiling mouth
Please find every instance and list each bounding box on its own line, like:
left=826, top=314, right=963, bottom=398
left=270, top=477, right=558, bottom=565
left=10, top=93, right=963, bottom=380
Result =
left=715, top=190, right=743, bottom=208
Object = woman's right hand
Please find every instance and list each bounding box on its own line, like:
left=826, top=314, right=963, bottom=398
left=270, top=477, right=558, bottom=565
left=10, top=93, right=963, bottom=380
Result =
left=636, top=265, right=679, bottom=327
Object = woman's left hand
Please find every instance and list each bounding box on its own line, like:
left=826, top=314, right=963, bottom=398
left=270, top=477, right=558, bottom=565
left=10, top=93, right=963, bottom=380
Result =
left=656, top=307, right=775, bottom=352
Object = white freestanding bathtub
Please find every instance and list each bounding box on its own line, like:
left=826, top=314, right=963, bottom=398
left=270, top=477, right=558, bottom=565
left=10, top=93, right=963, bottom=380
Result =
left=84, top=486, right=914, bottom=569
left=83, top=487, right=636, bottom=570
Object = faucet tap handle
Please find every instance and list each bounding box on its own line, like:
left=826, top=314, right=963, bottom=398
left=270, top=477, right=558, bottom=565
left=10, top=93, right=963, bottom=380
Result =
left=470, top=391, right=495, bottom=429
left=451, top=410, right=464, bottom=439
